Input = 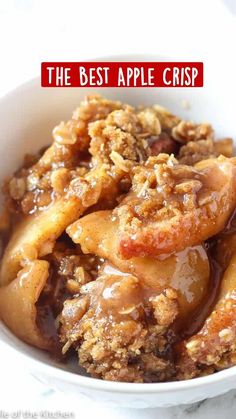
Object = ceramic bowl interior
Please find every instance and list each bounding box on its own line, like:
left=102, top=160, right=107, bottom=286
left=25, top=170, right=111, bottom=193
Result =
left=0, top=55, right=236, bottom=408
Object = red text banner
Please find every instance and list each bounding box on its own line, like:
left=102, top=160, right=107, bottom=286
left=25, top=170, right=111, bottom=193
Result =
left=41, top=62, right=204, bottom=88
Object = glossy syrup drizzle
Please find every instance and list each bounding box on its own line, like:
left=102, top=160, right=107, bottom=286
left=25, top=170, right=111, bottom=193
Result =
left=182, top=208, right=236, bottom=339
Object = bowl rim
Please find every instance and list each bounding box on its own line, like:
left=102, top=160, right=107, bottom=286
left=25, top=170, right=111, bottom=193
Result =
left=0, top=53, right=236, bottom=394
left=1, top=332, right=236, bottom=394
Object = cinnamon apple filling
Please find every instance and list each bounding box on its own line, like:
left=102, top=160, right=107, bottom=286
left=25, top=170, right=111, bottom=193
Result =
left=0, top=94, right=236, bottom=382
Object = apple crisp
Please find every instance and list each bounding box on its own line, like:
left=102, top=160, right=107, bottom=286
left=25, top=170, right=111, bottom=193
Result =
left=1, top=94, right=236, bottom=383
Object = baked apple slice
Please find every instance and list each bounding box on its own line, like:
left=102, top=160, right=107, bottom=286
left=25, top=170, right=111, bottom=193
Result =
left=0, top=260, right=51, bottom=350
left=114, top=155, right=236, bottom=258
left=0, top=163, right=121, bottom=286
left=67, top=210, right=210, bottom=321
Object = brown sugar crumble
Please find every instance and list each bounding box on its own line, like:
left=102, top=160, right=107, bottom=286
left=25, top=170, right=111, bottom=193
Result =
left=1, top=94, right=236, bottom=383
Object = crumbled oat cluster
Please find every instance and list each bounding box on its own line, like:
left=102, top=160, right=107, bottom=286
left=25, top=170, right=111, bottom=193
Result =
left=1, top=95, right=236, bottom=383
left=60, top=274, right=178, bottom=382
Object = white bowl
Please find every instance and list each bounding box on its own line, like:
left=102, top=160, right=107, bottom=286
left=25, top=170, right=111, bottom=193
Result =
left=0, top=55, right=236, bottom=408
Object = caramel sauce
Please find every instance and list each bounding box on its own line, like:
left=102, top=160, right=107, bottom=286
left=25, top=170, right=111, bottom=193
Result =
left=63, top=208, right=236, bottom=347
left=182, top=208, right=236, bottom=338
left=68, top=211, right=211, bottom=326
left=98, top=252, right=218, bottom=344
left=9, top=208, right=236, bottom=357
left=3, top=185, right=236, bottom=361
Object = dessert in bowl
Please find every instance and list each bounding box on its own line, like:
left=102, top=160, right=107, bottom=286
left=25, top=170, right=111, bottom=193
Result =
left=0, top=55, right=236, bottom=408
